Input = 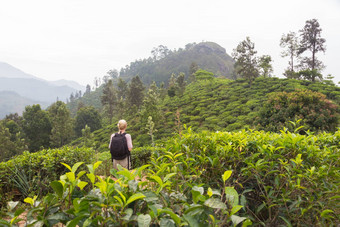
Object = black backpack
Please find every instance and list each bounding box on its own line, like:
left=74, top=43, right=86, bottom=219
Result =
left=110, top=133, right=130, bottom=160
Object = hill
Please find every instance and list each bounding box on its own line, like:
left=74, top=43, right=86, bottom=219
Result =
left=68, top=77, right=340, bottom=149
left=0, top=91, right=48, bottom=118
left=0, top=62, right=85, bottom=118
left=0, top=62, right=40, bottom=80
left=119, top=42, right=235, bottom=85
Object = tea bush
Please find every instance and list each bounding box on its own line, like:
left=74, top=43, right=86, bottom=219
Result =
left=152, top=128, right=340, bottom=226
left=1, top=129, right=339, bottom=226
left=0, top=147, right=94, bottom=208
left=1, top=162, right=251, bottom=226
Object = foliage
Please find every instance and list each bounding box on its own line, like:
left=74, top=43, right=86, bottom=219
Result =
left=0, top=123, right=25, bottom=162
left=0, top=146, right=94, bottom=208
left=257, top=89, right=339, bottom=132
left=22, top=104, right=52, bottom=152
left=1, top=160, right=249, bottom=226
left=48, top=101, right=74, bottom=147
left=151, top=129, right=340, bottom=225
left=127, top=75, right=145, bottom=111
left=74, top=106, right=102, bottom=137
left=232, top=37, right=259, bottom=85
left=101, top=80, right=117, bottom=124
left=298, top=18, right=326, bottom=73
left=68, top=76, right=340, bottom=149
left=2, top=129, right=340, bottom=226
left=280, top=31, right=299, bottom=73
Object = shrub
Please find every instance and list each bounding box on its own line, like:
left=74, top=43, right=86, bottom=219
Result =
left=0, top=147, right=94, bottom=208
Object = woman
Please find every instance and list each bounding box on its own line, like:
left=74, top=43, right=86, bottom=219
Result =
left=109, top=119, right=133, bottom=170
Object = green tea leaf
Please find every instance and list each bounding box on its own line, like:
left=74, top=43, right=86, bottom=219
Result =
left=204, top=198, right=227, bottom=209
left=86, top=173, right=95, bottom=184
left=279, top=216, right=292, bottom=227
left=61, top=162, right=72, bottom=172
left=242, top=219, right=252, bottom=227
left=93, top=161, right=102, bottom=171
left=158, top=209, right=181, bottom=225
left=77, top=181, right=88, bottom=190
left=125, top=193, right=146, bottom=207
left=122, top=208, right=133, bottom=221
left=160, top=218, right=175, bottom=227
left=71, top=162, right=84, bottom=173
left=137, top=214, right=151, bottom=227
left=24, top=197, right=34, bottom=206
left=225, top=187, right=239, bottom=207
left=207, top=187, right=213, bottom=197
left=66, top=172, right=75, bottom=182
left=183, top=213, right=199, bottom=227
left=222, top=170, right=232, bottom=182
left=231, top=215, right=247, bottom=226
left=320, top=209, right=334, bottom=218
left=50, top=181, right=63, bottom=198
left=150, top=175, right=163, bottom=187
left=230, top=205, right=243, bottom=216
left=77, top=170, right=86, bottom=179
left=164, top=173, right=176, bottom=182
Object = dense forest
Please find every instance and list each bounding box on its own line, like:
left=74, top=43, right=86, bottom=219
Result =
left=0, top=18, right=339, bottom=225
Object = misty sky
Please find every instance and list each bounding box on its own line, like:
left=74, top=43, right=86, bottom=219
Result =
left=1, top=0, right=340, bottom=86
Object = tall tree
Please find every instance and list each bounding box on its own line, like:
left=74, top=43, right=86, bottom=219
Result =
left=101, top=80, right=117, bottom=124
left=127, top=76, right=145, bottom=110
left=107, top=69, right=119, bottom=80
left=280, top=31, right=299, bottom=75
left=48, top=101, right=73, bottom=147
left=85, top=84, right=91, bottom=95
left=117, top=77, right=128, bottom=100
left=298, top=19, right=326, bottom=75
left=74, top=106, right=102, bottom=137
left=258, top=55, right=273, bottom=77
left=189, top=62, right=199, bottom=76
left=232, top=37, right=259, bottom=86
left=22, top=104, right=52, bottom=152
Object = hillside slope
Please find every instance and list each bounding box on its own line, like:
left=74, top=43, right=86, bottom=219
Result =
left=69, top=77, right=340, bottom=149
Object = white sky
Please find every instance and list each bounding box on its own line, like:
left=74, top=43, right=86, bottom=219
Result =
left=1, top=0, right=339, bottom=86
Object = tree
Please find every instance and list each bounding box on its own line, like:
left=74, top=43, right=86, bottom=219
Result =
left=107, top=69, right=119, bottom=80
left=151, top=45, right=170, bottom=60
left=117, top=77, right=128, bottom=100
left=101, top=80, right=117, bottom=124
left=298, top=18, right=326, bottom=78
left=176, top=72, right=186, bottom=95
left=85, top=84, right=91, bottom=95
left=257, top=89, right=339, bottom=132
left=280, top=31, right=299, bottom=75
left=189, top=62, right=199, bottom=77
left=127, top=76, right=145, bottom=110
left=48, top=101, right=73, bottom=147
left=22, top=104, right=52, bottom=152
left=258, top=55, right=273, bottom=77
left=232, top=37, right=259, bottom=86
left=74, top=106, right=102, bottom=137
left=140, top=82, right=161, bottom=125
left=82, top=124, right=94, bottom=147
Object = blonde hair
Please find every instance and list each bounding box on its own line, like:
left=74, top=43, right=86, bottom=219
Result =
left=117, top=119, right=127, bottom=131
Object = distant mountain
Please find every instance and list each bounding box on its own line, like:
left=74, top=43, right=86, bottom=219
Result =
left=0, top=78, right=76, bottom=103
left=0, top=62, right=40, bottom=80
left=48, top=79, right=85, bottom=91
left=119, top=42, right=235, bottom=84
left=0, top=91, right=48, bottom=118
left=0, top=62, right=83, bottom=118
